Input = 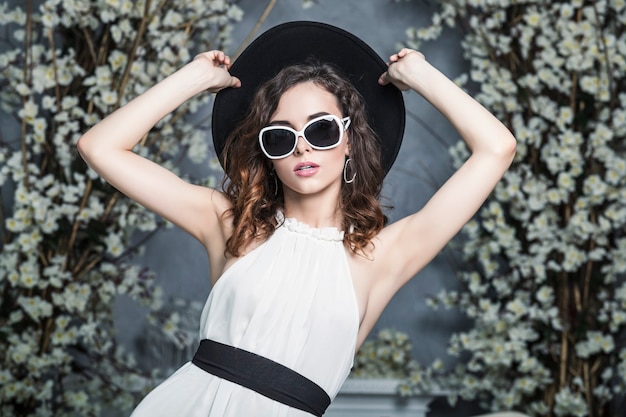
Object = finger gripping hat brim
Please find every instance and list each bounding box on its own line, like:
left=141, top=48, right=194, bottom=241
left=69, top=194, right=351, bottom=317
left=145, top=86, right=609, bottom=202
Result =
left=211, top=21, right=405, bottom=175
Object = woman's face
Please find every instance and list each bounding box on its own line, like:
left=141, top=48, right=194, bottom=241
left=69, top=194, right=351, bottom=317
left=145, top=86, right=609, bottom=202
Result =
left=268, top=81, right=350, bottom=200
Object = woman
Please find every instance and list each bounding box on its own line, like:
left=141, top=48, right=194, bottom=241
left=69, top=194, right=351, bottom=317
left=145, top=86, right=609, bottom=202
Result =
left=78, top=21, right=517, bottom=417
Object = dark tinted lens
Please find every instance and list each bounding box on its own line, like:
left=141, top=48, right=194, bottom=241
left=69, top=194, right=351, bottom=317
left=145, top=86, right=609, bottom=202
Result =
left=261, top=129, right=296, bottom=157
left=305, top=119, right=339, bottom=147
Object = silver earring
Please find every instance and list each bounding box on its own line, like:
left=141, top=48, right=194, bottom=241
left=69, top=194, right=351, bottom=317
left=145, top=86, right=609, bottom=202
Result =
left=273, top=173, right=279, bottom=196
left=343, top=158, right=356, bottom=184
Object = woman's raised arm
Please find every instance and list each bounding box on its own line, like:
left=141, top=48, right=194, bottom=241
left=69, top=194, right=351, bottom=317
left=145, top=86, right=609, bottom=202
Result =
left=77, top=51, right=240, bottom=251
left=366, top=49, right=516, bottom=308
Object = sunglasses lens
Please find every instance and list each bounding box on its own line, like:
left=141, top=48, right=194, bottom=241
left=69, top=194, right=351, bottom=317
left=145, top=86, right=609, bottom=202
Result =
left=305, top=119, right=340, bottom=148
left=261, top=129, right=296, bottom=157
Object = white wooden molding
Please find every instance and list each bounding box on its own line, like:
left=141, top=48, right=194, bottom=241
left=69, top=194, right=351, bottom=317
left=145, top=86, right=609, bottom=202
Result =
left=326, top=378, right=441, bottom=417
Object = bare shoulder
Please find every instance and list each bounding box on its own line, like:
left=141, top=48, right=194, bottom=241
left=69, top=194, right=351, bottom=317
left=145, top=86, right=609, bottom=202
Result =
left=348, top=218, right=433, bottom=343
left=208, top=187, right=233, bottom=219
left=345, top=222, right=410, bottom=291
left=346, top=233, right=410, bottom=346
left=201, top=188, right=233, bottom=245
left=363, top=217, right=425, bottom=276
left=199, top=188, right=236, bottom=283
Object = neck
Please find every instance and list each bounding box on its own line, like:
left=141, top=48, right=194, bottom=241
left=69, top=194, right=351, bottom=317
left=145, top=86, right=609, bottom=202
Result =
left=282, top=189, right=343, bottom=229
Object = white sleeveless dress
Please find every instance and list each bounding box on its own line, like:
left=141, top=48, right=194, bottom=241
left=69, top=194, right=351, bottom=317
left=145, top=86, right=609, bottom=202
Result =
left=130, top=216, right=360, bottom=416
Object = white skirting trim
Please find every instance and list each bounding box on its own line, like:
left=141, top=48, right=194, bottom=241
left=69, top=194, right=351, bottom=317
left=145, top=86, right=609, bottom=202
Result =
left=326, top=378, right=442, bottom=417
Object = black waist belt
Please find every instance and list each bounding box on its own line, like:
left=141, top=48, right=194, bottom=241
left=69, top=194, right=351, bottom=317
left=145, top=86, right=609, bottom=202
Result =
left=192, top=339, right=331, bottom=416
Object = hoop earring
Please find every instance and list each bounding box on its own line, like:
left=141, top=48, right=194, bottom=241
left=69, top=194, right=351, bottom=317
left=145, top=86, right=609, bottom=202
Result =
left=272, top=172, right=279, bottom=196
left=343, top=158, right=356, bottom=184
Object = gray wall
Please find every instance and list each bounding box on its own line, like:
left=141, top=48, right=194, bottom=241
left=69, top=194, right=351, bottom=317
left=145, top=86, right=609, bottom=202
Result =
left=118, top=1, right=480, bottom=415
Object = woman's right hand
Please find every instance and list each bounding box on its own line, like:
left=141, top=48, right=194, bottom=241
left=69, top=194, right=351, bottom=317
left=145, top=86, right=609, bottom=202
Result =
left=192, top=50, right=241, bottom=93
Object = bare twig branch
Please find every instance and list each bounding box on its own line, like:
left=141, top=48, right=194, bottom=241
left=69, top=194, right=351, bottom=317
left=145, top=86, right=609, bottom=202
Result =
left=46, top=27, right=62, bottom=110
left=65, top=178, right=93, bottom=269
left=20, top=0, right=34, bottom=190
left=232, top=0, right=277, bottom=60
left=115, top=0, right=154, bottom=108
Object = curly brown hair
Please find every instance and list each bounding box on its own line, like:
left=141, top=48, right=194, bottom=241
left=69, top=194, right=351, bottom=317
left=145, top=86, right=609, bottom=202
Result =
left=220, top=61, right=386, bottom=257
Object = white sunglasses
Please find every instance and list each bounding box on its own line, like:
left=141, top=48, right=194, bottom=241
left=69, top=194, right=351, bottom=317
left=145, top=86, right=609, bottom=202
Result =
left=258, top=114, right=351, bottom=159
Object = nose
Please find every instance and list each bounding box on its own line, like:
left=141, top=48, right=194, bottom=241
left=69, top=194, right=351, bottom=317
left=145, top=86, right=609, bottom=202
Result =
left=293, top=135, right=311, bottom=155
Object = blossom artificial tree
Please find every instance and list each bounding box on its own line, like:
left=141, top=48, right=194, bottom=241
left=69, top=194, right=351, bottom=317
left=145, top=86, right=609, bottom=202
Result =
left=0, top=1, right=243, bottom=415
left=351, top=328, right=418, bottom=380
left=398, top=1, right=626, bottom=416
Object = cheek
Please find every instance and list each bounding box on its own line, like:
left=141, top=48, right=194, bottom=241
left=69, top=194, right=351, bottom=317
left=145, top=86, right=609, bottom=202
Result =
left=329, top=148, right=349, bottom=176
left=328, top=140, right=350, bottom=162
left=272, top=160, right=294, bottom=183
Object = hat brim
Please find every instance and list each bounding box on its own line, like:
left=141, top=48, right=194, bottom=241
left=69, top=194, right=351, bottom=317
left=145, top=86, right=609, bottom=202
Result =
left=211, top=21, right=405, bottom=175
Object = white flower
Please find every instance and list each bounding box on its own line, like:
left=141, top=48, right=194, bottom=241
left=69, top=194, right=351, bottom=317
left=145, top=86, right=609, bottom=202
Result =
left=576, top=331, right=615, bottom=358
left=226, top=5, right=244, bottom=21
left=108, top=49, right=128, bottom=71
left=508, top=325, right=538, bottom=343
left=52, top=283, right=92, bottom=313
left=51, top=326, right=72, bottom=346
left=18, top=99, right=38, bottom=121
left=100, top=90, right=118, bottom=106
left=95, top=65, right=113, bottom=86
left=556, top=172, right=575, bottom=192
left=554, top=387, right=588, bottom=417
left=64, top=390, right=89, bottom=409
left=610, top=310, right=626, bottom=331
left=561, top=245, right=586, bottom=272
left=583, top=174, right=607, bottom=197
left=99, top=8, right=117, bottom=23
left=17, top=296, right=53, bottom=320
left=536, top=286, right=554, bottom=304
left=0, top=369, right=13, bottom=384
left=506, top=298, right=527, bottom=319
left=559, top=3, right=575, bottom=19
left=591, top=123, right=614, bottom=146
left=9, top=341, right=32, bottom=364
left=40, top=95, right=57, bottom=111
left=162, top=312, right=180, bottom=338
left=163, top=10, right=183, bottom=26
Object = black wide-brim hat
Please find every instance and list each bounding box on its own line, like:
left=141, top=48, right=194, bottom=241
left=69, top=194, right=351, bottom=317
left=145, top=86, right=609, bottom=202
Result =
left=211, top=21, right=405, bottom=175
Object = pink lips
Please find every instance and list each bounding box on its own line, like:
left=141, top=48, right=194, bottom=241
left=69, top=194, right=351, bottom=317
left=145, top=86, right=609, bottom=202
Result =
left=294, top=161, right=320, bottom=177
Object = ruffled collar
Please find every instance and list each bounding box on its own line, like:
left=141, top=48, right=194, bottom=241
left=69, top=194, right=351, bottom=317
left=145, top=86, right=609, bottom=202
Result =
left=277, top=212, right=345, bottom=242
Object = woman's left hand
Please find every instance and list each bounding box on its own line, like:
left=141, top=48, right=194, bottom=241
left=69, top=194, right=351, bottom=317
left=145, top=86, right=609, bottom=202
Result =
left=378, top=48, right=426, bottom=91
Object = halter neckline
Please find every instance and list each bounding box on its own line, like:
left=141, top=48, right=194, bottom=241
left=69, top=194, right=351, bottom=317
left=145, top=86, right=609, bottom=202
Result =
left=277, top=212, right=345, bottom=242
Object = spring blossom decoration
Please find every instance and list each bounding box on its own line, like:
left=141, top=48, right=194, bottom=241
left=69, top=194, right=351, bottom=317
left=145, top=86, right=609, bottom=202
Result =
left=398, top=1, right=626, bottom=417
left=351, top=328, right=417, bottom=381
left=0, top=1, right=242, bottom=416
